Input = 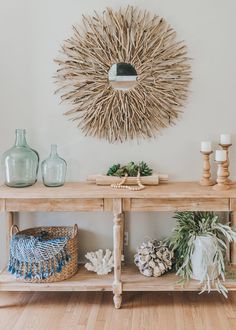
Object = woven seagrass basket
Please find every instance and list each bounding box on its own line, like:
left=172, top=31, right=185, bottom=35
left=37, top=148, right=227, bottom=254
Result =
left=10, top=224, right=79, bottom=283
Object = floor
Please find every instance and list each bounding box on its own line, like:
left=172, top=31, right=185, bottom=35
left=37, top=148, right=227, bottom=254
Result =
left=0, top=291, right=235, bottom=330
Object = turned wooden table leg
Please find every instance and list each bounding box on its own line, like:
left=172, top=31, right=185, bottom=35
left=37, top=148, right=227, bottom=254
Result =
left=225, top=212, right=230, bottom=263
left=230, top=211, right=236, bottom=265
left=113, top=199, right=123, bottom=309
left=121, top=213, right=125, bottom=263
left=6, top=212, right=14, bottom=264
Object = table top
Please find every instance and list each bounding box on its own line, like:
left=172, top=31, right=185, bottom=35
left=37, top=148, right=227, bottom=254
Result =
left=0, top=182, right=236, bottom=199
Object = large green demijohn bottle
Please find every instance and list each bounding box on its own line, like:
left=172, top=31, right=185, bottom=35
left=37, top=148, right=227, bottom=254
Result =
left=2, top=129, right=39, bottom=187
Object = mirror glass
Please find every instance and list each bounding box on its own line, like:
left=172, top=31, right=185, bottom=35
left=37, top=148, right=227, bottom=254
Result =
left=108, top=62, right=137, bottom=90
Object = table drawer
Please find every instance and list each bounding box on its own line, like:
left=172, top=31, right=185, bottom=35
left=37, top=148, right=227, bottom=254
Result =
left=230, top=199, right=236, bottom=211
left=5, top=198, right=104, bottom=212
left=128, top=198, right=229, bottom=212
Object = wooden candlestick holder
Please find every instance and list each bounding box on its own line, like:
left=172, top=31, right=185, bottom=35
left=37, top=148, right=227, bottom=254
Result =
left=213, top=160, right=230, bottom=191
left=219, top=143, right=233, bottom=185
left=199, top=151, right=215, bottom=186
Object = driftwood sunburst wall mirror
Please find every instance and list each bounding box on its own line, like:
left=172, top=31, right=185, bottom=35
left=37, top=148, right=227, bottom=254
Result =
left=55, top=6, right=191, bottom=143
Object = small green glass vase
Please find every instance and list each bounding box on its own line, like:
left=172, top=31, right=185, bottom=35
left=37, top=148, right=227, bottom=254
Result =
left=41, top=144, right=67, bottom=187
left=1, top=129, right=39, bottom=187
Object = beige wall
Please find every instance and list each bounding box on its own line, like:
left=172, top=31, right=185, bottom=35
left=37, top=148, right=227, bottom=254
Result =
left=1, top=0, right=236, bottom=268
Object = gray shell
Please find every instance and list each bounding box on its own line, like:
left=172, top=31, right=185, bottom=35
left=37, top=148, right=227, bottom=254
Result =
left=134, top=240, right=174, bottom=277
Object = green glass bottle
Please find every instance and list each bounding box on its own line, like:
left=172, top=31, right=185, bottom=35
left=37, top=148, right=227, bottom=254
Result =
left=1, top=129, right=39, bottom=187
left=41, top=144, right=67, bottom=187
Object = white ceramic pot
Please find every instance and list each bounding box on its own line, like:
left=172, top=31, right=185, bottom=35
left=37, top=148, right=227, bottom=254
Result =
left=190, top=235, right=218, bottom=281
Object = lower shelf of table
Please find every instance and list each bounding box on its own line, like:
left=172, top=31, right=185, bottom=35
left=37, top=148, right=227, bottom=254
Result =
left=0, top=265, right=236, bottom=292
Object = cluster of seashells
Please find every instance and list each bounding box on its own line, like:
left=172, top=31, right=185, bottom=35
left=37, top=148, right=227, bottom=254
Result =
left=134, top=239, right=174, bottom=277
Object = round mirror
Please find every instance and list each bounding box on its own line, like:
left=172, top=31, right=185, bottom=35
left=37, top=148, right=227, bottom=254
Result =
left=108, top=62, right=137, bottom=90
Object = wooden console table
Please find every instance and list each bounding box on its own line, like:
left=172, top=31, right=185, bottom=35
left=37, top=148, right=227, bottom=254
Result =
left=0, top=182, right=236, bottom=309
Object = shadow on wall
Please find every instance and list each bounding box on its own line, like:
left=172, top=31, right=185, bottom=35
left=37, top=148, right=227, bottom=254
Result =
left=78, top=228, right=113, bottom=263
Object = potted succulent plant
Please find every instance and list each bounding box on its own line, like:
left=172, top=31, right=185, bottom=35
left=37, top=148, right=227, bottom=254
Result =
left=107, top=161, right=153, bottom=177
left=168, top=211, right=236, bottom=297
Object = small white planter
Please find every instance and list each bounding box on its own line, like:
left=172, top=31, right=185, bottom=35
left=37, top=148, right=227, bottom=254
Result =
left=190, top=235, right=218, bottom=281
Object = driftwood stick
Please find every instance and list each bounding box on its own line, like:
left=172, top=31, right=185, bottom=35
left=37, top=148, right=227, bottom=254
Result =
left=87, top=173, right=168, bottom=185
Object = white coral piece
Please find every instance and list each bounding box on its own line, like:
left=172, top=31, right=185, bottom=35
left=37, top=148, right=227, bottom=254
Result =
left=84, top=249, right=114, bottom=275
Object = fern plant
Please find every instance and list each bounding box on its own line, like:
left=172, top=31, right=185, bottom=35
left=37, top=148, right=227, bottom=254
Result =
left=168, top=212, right=236, bottom=297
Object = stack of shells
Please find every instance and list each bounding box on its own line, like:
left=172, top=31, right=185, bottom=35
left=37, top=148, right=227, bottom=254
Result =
left=134, top=240, right=174, bottom=277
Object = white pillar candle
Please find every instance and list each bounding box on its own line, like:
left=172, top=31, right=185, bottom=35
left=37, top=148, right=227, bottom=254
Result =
left=220, top=134, right=231, bottom=145
left=215, top=150, right=227, bottom=161
left=201, top=141, right=212, bottom=152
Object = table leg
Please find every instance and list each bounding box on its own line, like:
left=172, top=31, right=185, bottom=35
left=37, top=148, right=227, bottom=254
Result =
left=6, top=212, right=13, bottom=265
left=226, top=212, right=230, bottom=263
left=121, top=213, right=125, bottom=263
left=230, top=211, right=236, bottom=265
left=113, top=199, right=123, bottom=309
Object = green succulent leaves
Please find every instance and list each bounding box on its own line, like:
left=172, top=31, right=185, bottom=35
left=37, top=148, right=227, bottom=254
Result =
left=107, top=161, right=152, bottom=177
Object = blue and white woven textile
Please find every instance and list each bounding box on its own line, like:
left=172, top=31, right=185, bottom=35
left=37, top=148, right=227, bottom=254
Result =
left=8, top=232, right=71, bottom=280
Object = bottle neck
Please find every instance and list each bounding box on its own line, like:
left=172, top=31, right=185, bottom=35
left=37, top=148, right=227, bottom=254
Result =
left=15, top=129, right=27, bottom=147
left=50, top=144, right=58, bottom=157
